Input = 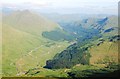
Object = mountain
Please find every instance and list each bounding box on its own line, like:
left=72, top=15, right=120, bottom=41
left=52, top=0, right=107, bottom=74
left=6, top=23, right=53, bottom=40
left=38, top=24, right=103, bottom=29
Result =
left=2, top=10, right=70, bottom=76
left=44, top=15, right=119, bottom=69
left=2, top=10, right=119, bottom=77
left=3, top=10, right=61, bottom=36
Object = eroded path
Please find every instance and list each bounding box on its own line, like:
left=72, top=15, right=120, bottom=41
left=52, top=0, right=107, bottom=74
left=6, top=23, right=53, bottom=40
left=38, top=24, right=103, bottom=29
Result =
left=15, top=41, right=70, bottom=76
left=15, top=45, right=44, bottom=76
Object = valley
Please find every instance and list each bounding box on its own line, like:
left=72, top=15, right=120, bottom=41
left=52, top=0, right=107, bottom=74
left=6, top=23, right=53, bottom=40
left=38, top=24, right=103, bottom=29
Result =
left=2, top=10, right=120, bottom=78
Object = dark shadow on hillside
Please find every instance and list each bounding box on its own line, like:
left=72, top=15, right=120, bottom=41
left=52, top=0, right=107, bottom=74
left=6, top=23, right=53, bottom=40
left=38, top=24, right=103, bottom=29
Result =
left=67, top=69, right=120, bottom=79
left=2, top=70, right=120, bottom=79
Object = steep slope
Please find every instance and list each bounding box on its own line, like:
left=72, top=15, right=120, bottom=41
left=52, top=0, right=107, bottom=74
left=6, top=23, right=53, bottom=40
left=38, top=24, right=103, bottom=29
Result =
left=101, top=16, right=119, bottom=38
left=2, top=10, right=70, bottom=76
left=3, top=10, right=61, bottom=36
left=44, top=37, right=119, bottom=70
left=44, top=16, right=119, bottom=69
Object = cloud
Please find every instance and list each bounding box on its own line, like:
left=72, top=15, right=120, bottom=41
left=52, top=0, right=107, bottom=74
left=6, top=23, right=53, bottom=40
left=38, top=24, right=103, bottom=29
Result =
left=1, top=0, right=119, bottom=14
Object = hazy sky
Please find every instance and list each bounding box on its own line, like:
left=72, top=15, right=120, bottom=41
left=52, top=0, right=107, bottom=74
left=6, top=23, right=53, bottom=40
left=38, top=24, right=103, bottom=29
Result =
left=1, top=0, right=119, bottom=14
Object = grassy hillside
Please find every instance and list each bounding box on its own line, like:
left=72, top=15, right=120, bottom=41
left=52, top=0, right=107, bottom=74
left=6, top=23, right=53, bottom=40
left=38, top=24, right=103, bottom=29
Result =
left=89, top=41, right=119, bottom=67
left=66, top=40, right=119, bottom=78
left=3, top=10, right=61, bottom=36
left=23, top=40, right=119, bottom=77
left=2, top=11, right=70, bottom=76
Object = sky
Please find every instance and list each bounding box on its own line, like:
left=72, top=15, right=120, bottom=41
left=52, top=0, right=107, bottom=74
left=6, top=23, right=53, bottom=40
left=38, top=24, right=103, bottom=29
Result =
left=1, top=0, right=119, bottom=15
